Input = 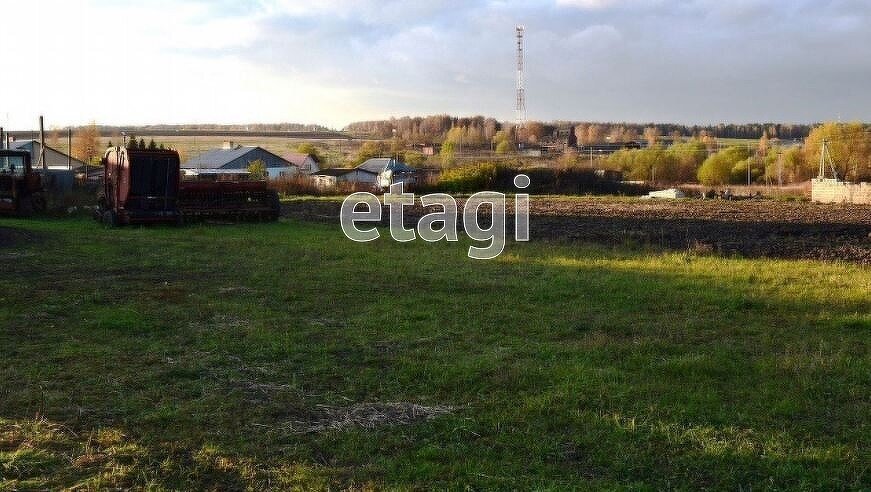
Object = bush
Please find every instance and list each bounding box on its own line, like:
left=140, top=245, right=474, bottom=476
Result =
left=430, top=163, right=650, bottom=196
left=269, top=175, right=321, bottom=196
left=438, top=162, right=500, bottom=192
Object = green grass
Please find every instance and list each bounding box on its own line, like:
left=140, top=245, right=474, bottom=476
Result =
left=0, top=218, right=868, bottom=490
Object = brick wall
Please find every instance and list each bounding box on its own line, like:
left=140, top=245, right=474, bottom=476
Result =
left=811, top=179, right=871, bottom=204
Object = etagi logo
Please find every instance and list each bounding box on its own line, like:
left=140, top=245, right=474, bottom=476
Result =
left=340, top=175, right=531, bottom=260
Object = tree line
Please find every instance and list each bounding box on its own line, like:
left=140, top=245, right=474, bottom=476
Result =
left=605, top=122, right=870, bottom=185
left=344, top=115, right=814, bottom=145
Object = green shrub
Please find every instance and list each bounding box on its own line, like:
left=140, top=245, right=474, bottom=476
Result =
left=437, top=162, right=500, bottom=192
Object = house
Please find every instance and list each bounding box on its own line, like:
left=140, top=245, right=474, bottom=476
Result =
left=356, top=157, right=417, bottom=190
left=283, top=152, right=320, bottom=174
left=310, top=157, right=418, bottom=190
left=311, top=167, right=378, bottom=189
left=9, top=140, right=87, bottom=171
left=9, top=140, right=85, bottom=192
left=181, top=142, right=298, bottom=179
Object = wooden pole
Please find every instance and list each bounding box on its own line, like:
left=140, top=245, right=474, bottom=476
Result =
left=0, top=127, right=4, bottom=150
left=39, top=116, right=47, bottom=175
left=67, top=128, right=72, bottom=170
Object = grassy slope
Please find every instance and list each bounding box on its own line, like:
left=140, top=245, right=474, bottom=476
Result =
left=0, top=218, right=868, bottom=490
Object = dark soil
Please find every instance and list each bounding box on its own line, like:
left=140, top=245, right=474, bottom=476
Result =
left=282, top=198, right=871, bottom=264
left=0, top=226, right=40, bottom=250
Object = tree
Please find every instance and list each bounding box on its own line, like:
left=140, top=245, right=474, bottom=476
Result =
left=803, top=122, right=871, bottom=181
left=296, top=142, right=322, bottom=162
left=147, top=139, right=157, bottom=150
left=492, top=130, right=513, bottom=154
left=138, top=138, right=146, bottom=150
left=730, top=157, right=764, bottom=184
left=557, top=148, right=579, bottom=169
left=126, top=134, right=138, bottom=149
left=697, top=147, right=752, bottom=185
left=495, top=140, right=513, bottom=154
left=439, top=141, right=456, bottom=166
left=667, top=140, right=708, bottom=183
left=401, top=151, right=426, bottom=167
left=352, top=141, right=386, bottom=166
left=72, top=121, right=100, bottom=164
left=247, top=159, right=267, bottom=180
left=643, top=127, right=658, bottom=147
left=522, top=121, right=545, bottom=145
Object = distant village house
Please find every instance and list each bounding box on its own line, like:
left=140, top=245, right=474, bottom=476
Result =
left=181, top=142, right=298, bottom=179
left=283, top=152, right=320, bottom=174
left=310, top=157, right=417, bottom=190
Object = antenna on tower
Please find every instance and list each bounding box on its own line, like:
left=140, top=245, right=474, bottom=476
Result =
left=515, top=25, right=526, bottom=130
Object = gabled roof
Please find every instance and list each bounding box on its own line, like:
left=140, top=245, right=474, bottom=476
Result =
left=182, top=146, right=294, bottom=169
left=9, top=140, right=32, bottom=151
left=9, top=140, right=87, bottom=167
left=356, top=157, right=415, bottom=174
left=284, top=152, right=315, bottom=167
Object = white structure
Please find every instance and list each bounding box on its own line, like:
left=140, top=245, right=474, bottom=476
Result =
left=812, top=179, right=871, bottom=204
left=311, top=168, right=377, bottom=189
left=643, top=188, right=686, bottom=199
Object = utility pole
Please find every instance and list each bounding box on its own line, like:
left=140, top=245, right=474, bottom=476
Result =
left=818, top=139, right=838, bottom=180
left=777, top=151, right=783, bottom=188
left=746, top=143, right=752, bottom=187
left=67, top=128, right=72, bottom=170
left=0, top=127, right=4, bottom=150
left=39, top=116, right=47, bottom=176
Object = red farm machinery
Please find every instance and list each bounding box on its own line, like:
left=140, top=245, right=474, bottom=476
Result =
left=0, top=149, right=47, bottom=216
left=97, top=146, right=280, bottom=226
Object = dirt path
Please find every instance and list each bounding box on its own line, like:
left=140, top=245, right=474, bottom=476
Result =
left=282, top=197, right=871, bottom=264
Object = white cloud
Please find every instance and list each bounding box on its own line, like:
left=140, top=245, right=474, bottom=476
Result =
left=1, top=0, right=869, bottom=129
left=556, top=0, right=621, bottom=8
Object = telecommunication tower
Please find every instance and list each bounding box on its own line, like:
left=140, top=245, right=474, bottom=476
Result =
left=515, top=25, right=526, bottom=129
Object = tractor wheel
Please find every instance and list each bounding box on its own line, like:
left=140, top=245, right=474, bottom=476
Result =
left=30, top=193, right=47, bottom=213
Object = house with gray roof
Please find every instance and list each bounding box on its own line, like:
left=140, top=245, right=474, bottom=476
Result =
left=310, top=157, right=418, bottom=190
left=311, top=167, right=378, bottom=189
left=356, top=157, right=417, bottom=190
left=181, top=142, right=298, bottom=179
left=9, top=140, right=87, bottom=171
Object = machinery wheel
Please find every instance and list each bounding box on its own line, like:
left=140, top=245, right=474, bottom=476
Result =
left=101, top=210, right=118, bottom=227
left=18, top=196, right=34, bottom=216
left=30, top=193, right=47, bottom=213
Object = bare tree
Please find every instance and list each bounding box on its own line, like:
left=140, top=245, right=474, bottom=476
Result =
left=72, top=121, right=100, bottom=164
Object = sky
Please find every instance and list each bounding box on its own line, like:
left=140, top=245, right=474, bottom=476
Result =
left=2, top=0, right=869, bottom=130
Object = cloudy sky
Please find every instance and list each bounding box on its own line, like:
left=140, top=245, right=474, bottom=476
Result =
left=3, top=0, right=869, bottom=129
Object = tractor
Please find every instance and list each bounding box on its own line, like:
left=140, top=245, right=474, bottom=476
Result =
left=0, top=149, right=47, bottom=216
left=97, top=146, right=280, bottom=226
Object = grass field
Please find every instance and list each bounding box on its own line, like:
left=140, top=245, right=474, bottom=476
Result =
left=0, top=218, right=868, bottom=489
